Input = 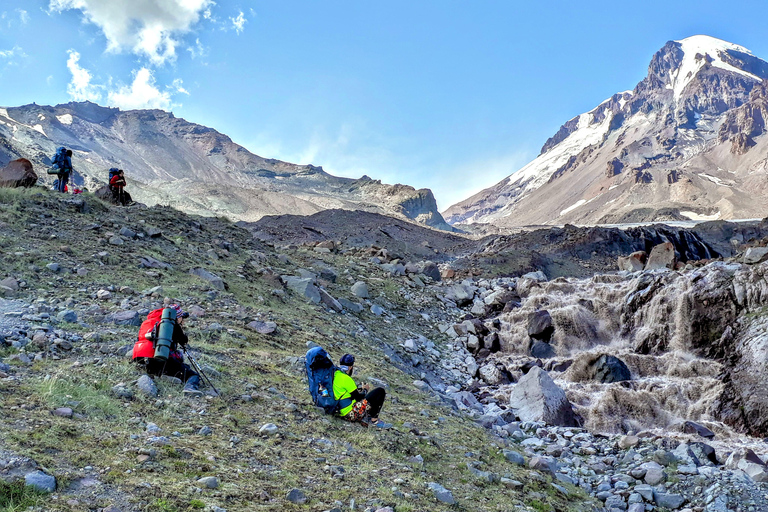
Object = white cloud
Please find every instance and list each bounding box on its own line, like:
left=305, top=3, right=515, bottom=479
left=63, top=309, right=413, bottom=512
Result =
left=0, top=46, right=24, bottom=60
left=231, top=11, right=246, bottom=34
left=66, top=50, right=102, bottom=101
left=49, top=0, right=213, bottom=66
left=107, top=67, right=176, bottom=110
left=16, top=9, right=29, bottom=24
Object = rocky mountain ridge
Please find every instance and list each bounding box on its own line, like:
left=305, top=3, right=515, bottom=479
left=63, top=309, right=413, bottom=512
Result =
left=444, top=35, right=768, bottom=228
left=0, top=102, right=452, bottom=230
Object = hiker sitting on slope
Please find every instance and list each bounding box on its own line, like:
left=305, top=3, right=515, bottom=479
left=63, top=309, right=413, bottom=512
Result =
left=109, top=169, right=128, bottom=206
left=132, top=304, right=203, bottom=396
left=335, top=354, right=392, bottom=429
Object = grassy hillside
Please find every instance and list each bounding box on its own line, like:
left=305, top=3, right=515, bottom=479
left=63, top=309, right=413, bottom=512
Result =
left=0, top=188, right=596, bottom=512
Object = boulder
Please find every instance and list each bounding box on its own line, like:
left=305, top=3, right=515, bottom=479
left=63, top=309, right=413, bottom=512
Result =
left=426, top=483, right=454, bottom=505
left=445, top=283, right=476, bottom=307
left=683, top=420, right=715, bottom=439
left=645, top=242, right=676, bottom=270
left=478, top=363, right=502, bottom=385
left=0, top=158, right=37, bottom=188
left=281, top=276, right=321, bottom=303
left=617, top=251, right=647, bottom=272
left=318, top=289, right=343, bottom=313
left=591, top=354, right=631, bottom=383
left=24, top=471, right=56, bottom=493
left=246, top=321, right=277, bottom=335
left=190, top=268, right=227, bottom=290
left=107, top=310, right=141, bottom=326
left=743, top=246, right=768, bottom=264
left=528, top=310, right=554, bottom=341
left=351, top=281, right=369, bottom=299
left=338, top=298, right=363, bottom=313
left=420, top=261, right=441, bottom=282
left=94, top=184, right=133, bottom=205
left=530, top=340, right=556, bottom=359
left=508, top=366, right=577, bottom=427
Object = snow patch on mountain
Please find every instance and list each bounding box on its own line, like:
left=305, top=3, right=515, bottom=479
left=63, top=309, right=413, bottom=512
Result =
left=670, top=35, right=762, bottom=99
left=56, top=114, right=73, bottom=125
left=479, top=109, right=614, bottom=222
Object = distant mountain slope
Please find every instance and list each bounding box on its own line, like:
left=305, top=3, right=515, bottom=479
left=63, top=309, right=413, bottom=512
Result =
left=444, top=35, right=768, bottom=227
left=0, top=101, right=452, bottom=230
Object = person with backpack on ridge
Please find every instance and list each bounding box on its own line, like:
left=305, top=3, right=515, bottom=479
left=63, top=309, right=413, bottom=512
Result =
left=51, top=147, right=73, bottom=193
left=109, top=169, right=128, bottom=205
left=132, top=303, right=203, bottom=396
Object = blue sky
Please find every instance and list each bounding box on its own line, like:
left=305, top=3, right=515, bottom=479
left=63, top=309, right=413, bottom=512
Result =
left=1, top=1, right=767, bottom=209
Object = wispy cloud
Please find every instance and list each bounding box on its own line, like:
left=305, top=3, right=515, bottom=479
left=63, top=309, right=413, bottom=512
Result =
left=186, top=38, right=207, bottom=59
left=66, top=50, right=102, bottom=101
left=16, top=9, right=29, bottom=24
left=230, top=11, right=246, bottom=34
left=0, top=46, right=26, bottom=63
left=49, top=0, right=214, bottom=66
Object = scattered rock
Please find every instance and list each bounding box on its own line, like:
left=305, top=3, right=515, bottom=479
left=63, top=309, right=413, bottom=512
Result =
left=259, top=423, right=279, bottom=435
left=57, top=309, right=78, bottom=323
left=286, top=488, right=307, bottom=504
left=351, top=281, right=369, bottom=299
left=592, top=354, right=631, bottom=383
left=427, top=482, right=454, bottom=505
left=137, top=375, right=158, bottom=397
left=282, top=276, right=321, bottom=303
left=190, top=268, right=227, bottom=290
left=246, top=320, right=277, bottom=335
left=197, top=476, right=219, bottom=489
left=24, top=471, right=56, bottom=493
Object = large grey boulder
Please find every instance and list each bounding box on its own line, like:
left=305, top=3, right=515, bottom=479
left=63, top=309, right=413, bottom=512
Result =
left=528, top=310, right=554, bottom=341
left=509, top=366, right=577, bottom=427
left=427, top=482, right=454, bottom=505
left=591, top=354, right=631, bottom=383
left=318, top=289, right=343, bottom=312
left=743, top=246, right=768, bottom=264
left=190, top=268, right=227, bottom=290
left=282, top=276, right=321, bottom=303
left=645, top=242, right=676, bottom=270
left=444, top=283, right=476, bottom=306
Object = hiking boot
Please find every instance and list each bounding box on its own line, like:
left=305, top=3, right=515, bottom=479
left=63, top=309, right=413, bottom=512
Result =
left=359, top=415, right=372, bottom=428
left=370, top=419, right=392, bottom=429
left=183, top=376, right=203, bottom=397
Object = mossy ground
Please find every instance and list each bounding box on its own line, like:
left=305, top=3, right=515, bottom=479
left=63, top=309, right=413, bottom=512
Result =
left=0, top=188, right=595, bottom=511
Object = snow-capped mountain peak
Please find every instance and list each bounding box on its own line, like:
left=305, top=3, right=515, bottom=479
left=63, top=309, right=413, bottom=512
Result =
left=669, top=35, right=762, bottom=99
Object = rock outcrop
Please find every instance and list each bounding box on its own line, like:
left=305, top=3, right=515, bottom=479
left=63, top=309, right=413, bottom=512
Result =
left=0, top=158, right=37, bottom=188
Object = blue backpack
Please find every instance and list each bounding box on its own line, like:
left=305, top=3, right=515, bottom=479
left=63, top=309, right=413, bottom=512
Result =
left=305, top=346, right=352, bottom=415
left=52, top=147, right=67, bottom=169
left=109, top=168, right=119, bottom=181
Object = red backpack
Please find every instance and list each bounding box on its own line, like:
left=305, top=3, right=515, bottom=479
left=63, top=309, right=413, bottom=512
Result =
left=133, top=308, right=164, bottom=359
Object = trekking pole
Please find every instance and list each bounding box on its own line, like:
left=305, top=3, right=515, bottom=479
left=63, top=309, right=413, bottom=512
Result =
left=183, top=346, right=220, bottom=396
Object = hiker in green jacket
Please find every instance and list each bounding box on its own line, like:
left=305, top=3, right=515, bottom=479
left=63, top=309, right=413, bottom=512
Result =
left=334, top=354, right=392, bottom=429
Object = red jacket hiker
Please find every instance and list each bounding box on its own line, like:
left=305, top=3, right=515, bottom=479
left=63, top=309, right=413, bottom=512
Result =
left=133, top=305, right=202, bottom=396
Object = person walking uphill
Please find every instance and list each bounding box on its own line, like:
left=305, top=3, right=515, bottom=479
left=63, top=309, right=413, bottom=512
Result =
left=51, top=147, right=73, bottom=193
left=132, top=304, right=203, bottom=396
left=334, top=354, right=392, bottom=429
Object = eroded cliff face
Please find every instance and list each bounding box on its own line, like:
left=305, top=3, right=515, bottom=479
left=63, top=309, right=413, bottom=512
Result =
left=470, top=261, right=768, bottom=437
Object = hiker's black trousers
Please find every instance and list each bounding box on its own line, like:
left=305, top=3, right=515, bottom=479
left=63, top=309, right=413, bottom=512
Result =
left=139, top=357, right=199, bottom=383
left=365, top=387, right=386, bottom=418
